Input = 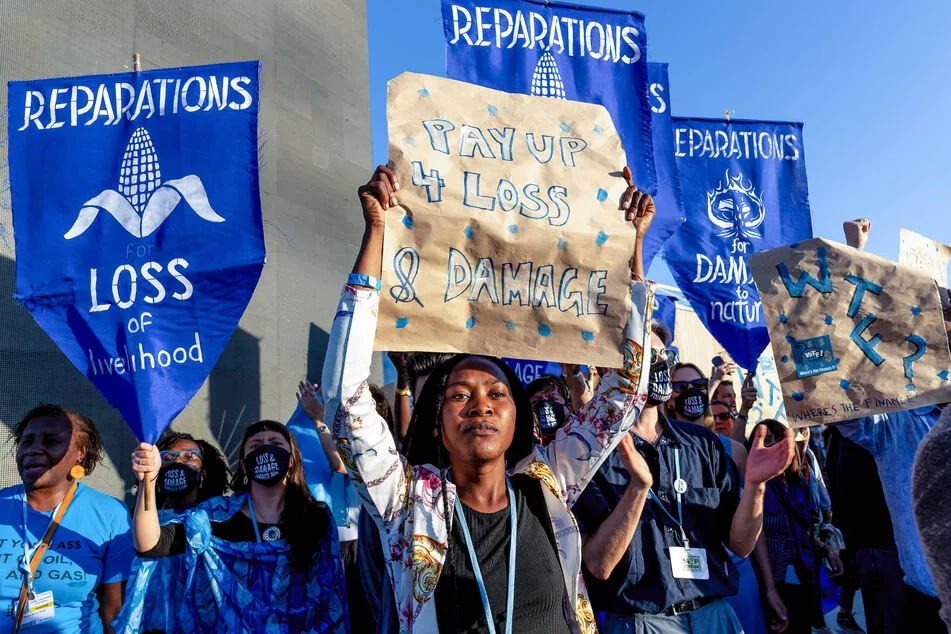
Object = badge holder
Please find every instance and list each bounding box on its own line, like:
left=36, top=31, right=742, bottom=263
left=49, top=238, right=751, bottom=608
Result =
left=13, top=474, right=81, bottom=632
left=647, top=447, right=710, bottom=581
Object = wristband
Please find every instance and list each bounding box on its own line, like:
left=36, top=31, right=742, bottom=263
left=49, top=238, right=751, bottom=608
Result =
left=396, top=387, right=413, bottom=397
left=347, top=273, right=381, bottom=291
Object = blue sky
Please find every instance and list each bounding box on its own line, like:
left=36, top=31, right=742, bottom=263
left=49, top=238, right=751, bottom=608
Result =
left=367, top=0, right=951, bottom=285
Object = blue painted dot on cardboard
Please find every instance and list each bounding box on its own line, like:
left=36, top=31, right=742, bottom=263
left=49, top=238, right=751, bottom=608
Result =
left=508, top=224, right=519, bottom=234
left=781, top=355, right=789, bottom=363
left=840, top=379, right=850, bottom=390
left=791, top=392, right=805, bottom=402
left=593, top=124, right=604, bottom=136
left=911, top=306, right=922, bottom=316
left=403, top=137, right=417, bottom=147
left=785, top=335, right=795, bottom=344
left=596, top=188, right=608, bottom=202
left=824, top=315, right=833, bottom=326
left=464, top=226, right=474, bottom=239
left=779, top=314, right=789, bottom=324
left=559, top=122, right=572, bottom=134
left=581, top=331, right=595, bottom=342
left=538, top=324, right=552, bottom=337
left=417, top=88, right=430, bottom=97
left=402, top=215, right=415, bottom=229
left=505, top=320, right=517, bottom=331
left=465, top=317, right=476, bottom=329
left=557, top=238, right=568, bottom=250
left=487, top=104, right=498, bottom=116
left=595, top=231, right=608, bottom=246
left=939, top=370, right=950, bottom=381
left=395, top=317, right=409, bottom=329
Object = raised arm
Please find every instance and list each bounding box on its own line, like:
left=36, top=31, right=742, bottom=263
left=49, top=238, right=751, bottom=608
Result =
left=130, top=442, right=162, bottom=553
left=297, top=379, right=346, bottom=474
left=532, top=171, right=654, bottom=502
left=322, top=166, right=411, bottom=522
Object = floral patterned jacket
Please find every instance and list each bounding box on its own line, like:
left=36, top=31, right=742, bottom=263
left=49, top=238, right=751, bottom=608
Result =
left=322, top=282, right=654, bottom=633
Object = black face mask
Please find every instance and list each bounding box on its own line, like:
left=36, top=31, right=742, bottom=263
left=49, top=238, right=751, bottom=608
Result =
left=533, top=399, right=568, bottom=432
left=646, top=360, right=673, bottom=406
left=159, top=463, right=201, bottom=495
left=675, top=387, right=708, bottom=421
left=245, top=445, right=291, bottom=486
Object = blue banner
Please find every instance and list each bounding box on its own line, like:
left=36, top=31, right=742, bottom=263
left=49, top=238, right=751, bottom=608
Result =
left=442, top=0, right=656, bottom=194
left=643, top=63, right=685, bottom=270
left=665, top=118, right=812, bottom=371
left=8, top=61, right=265, bottom=442
left=502, top=358, right=562, bottom=386
left=653, top=293, right=677, bottom=346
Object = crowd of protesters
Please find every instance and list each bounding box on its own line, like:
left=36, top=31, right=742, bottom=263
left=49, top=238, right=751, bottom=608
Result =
left=1, top=170, right=950, bottom=634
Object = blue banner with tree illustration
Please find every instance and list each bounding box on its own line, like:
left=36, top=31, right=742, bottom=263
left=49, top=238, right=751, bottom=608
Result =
left=442, top=0, right=656, bottom=195
left=8, top=61, right=265, bottom=442
left=664, top=118, right=812, bottom=371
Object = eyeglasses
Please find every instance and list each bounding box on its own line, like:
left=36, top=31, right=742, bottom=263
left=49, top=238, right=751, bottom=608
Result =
left=672, top=379, right=709, bottom=392
left=161, top=448, right=203, bottom=464
left=713, top=412, right=737, bottom=422
left=651, top=348, right=677, bottom=367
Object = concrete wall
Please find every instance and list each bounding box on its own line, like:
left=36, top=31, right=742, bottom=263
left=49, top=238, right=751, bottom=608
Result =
left=0, top=0, right=375, bottom=501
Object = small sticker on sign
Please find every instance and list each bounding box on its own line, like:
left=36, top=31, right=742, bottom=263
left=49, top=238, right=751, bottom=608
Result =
left=791, top=335, right=838, bottom=378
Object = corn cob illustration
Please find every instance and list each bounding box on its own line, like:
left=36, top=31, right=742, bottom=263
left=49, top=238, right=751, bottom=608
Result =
left=65, top=127, right=224, bottom=240
left=118, top=128, right=162, bottom=215
left=531, top=52, right=567, bottom=100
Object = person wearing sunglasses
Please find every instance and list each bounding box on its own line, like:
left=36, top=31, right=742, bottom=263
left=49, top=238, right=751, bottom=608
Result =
left=666, top=362, right=712, bottom=424
left=711, top=400, right=739, bottom=438
left=152, top=432, right=231, bottom=510
left=117, top=421, right=347, bottom=633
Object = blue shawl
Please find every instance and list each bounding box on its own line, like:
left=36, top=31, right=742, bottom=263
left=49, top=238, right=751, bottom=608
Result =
left=114, top=494, right=349, bottom=633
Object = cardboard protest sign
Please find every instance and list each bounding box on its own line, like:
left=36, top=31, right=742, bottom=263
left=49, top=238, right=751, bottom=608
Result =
left=750, top=238, right=951, bottom=426
left=900, top=228, right=951, bottom=292
left=442, top=0, right=656, bottom=195
left=8, top=62, right=265, bottom=442
left=377, top=72, right=635, bottom=366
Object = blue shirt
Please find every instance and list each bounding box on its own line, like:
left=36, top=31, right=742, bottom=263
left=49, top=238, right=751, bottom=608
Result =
left=0, top=483, right=134, bottom=633
left=839, top=405, right=943, bottom=597
left=573, top=417, right=742, bottom=614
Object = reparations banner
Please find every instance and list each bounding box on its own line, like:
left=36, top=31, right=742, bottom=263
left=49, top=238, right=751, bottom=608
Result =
left=665, top=118, right=813, bottom=371
left=750, top=238, right=951, bottom=426
left=442, top=0, right=656, bottom=195
left=8, top=61, right=265, bottom=442
left=377, top=72, right=634, bottom=366
left=642, top=63, right=685, bottom=270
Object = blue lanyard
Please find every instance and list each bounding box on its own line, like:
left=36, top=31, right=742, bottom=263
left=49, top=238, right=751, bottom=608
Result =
left=248, top=496, right=262, bottom=543
left=647, top=447, right=690, bottom=548
left=453, top=477, right=518, bottom=634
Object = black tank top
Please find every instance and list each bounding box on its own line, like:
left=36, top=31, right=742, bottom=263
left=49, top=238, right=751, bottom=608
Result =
left=435, top=474, right=572, bottom=634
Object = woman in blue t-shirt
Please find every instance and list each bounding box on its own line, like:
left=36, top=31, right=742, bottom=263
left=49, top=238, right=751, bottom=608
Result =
left=0, top=404, right=134, bottom=634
